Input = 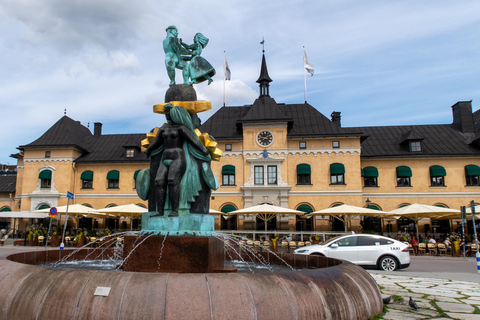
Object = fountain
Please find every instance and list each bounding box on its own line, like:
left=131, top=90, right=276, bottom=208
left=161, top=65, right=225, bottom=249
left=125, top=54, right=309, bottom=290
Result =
left=0, top=26, right=383, bottom=319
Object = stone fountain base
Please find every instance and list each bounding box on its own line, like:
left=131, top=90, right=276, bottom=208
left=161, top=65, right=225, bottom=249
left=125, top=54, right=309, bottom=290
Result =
left=2, top=248, right=383, bottom=319
left=122, top=235, right=235, bottom=273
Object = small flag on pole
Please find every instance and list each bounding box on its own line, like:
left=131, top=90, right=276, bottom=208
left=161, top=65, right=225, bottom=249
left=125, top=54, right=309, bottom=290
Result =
left=303, top=50, right=314, bottom=76
left=224, top=55, right=231, bottom=81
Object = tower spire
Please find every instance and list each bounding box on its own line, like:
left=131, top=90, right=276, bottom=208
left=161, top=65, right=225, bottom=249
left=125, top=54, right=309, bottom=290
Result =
left=256, top=49, right=272, bottom=98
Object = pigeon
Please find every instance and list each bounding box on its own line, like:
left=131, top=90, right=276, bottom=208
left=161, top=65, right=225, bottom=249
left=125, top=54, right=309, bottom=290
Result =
left=382, top=296, right=392, bottom=304
left=409, top=297, right=419, bottom=310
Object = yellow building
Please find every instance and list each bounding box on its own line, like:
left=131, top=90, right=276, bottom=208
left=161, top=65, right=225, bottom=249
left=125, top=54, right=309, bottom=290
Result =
left=2, top=53, right=480, bottom=236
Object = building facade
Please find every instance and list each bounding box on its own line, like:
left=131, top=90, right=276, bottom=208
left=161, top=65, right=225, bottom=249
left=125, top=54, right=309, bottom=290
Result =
left=2, top=54, right=480, bottom=235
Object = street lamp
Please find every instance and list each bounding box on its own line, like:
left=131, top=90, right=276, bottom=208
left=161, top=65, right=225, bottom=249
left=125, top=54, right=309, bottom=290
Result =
left=365, top=198, right=371, bottom=208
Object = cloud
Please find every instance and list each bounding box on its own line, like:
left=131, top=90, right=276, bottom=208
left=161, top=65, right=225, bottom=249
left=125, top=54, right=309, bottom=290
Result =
left=1, top=0, right=154, bottom=52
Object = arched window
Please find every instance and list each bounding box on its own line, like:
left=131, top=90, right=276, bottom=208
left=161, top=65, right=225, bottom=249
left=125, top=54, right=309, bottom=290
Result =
left=80, top=171, right=93, bottom=189
left=220, top=204, right=237, bottom=230
left=0, top=207, right=12, bottom=212
left=37, top=204, right=50, bottom=210
left=363, top=204, right=382, bottom=233
left=465, top=165, right=480, bottom=186
left=330, top=163, right=345, bottom=185
left=430, top=165, right=446, bottom=186
left=38, top=170, right=52, bottom=188
left=396, top=166, right=412, bottom=187
left=363, top=166, right=378, bottom=187
left=222, top=165, right=235, bottom=186
left=297, top=164, right=311, bottom=185
left=107, top=170, right=119, bottom=189
left=296, top=204, right=314, bottom=231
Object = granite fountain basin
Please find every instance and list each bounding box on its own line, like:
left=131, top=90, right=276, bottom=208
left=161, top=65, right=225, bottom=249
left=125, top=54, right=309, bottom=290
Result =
left=0, top=247, right=383, bottom=319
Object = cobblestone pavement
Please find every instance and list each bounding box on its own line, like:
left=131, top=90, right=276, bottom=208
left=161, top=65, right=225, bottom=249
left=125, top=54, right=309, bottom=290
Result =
left=370, top=273, right=480, bottom=320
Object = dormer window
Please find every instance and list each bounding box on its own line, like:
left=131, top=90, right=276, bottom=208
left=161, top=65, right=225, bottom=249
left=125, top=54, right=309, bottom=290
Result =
left=409, top=141, right=422, bottom=152
left=126, top=148, right=135, bottom=158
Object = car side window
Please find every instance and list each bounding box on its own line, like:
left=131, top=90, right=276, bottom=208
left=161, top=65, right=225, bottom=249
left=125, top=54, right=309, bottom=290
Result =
left=333, top=236, right=357, bottom=247
left=358, top=237, right=379, bottom=246
left=379, top=238, right=394, bottom=245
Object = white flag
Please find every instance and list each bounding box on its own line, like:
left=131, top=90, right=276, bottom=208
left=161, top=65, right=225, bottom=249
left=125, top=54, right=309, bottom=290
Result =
left=303, top=50, right=314, bottom=76
left=224, top=56, right=231, bottom=81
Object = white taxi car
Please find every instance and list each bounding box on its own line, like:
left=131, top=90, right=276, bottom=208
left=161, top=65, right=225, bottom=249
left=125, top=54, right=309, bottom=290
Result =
left=294, top=234, right=410, bottom=271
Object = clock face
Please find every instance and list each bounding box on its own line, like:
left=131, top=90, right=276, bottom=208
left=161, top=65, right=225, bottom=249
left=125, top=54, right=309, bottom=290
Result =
left=257, top=130, right=273, bottom=147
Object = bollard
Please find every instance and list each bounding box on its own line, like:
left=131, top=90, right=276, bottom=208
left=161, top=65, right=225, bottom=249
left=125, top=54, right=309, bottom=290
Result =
left=477, top=252, right=480, bottom=275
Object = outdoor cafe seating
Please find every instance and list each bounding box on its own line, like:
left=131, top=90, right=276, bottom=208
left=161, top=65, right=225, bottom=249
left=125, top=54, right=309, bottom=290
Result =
left=418, top=243, right=426, bottom=255
left=427, top=243, right=438, bottom=255
left=437, top=243, right=447, bottom=255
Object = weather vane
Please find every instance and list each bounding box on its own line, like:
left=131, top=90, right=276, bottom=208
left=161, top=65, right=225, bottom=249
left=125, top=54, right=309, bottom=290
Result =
left=260, top=37, right=265, bottom=52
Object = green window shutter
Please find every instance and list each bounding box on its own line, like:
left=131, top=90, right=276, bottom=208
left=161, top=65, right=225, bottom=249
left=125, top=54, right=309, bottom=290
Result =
left=465, top=165, right=480, bottom=176
left=330, top=163, right=345, bottom=175
left=430, top=166, right=446, bottom=177
left=363, top=167, right=378, bottom=177
left=222, top=165, right=235, bottom=174
left=38, top=170, right=52, bottom=179
left=107, top=170, right=119, bottom=180
left=297, top=164, right=311, bottom=175
left=133, top=170, right=141, bottom=180
left=221, top=205, right=236, bottom=213
left=0, top=207, right=12, bottom=212
left=361, top=169, right=365, bottom=177
left=38, top=204, right=50, bottom=210
left=367, top=205, right=380, bottom=210
left=297, top=204, right=313, bottom=213
left=80, top=171, right=93, bottom=181
left=396, top=166, right=412, bottom=177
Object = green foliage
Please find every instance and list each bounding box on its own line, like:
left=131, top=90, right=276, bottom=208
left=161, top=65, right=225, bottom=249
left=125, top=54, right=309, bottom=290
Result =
left=368, top=305, right=387, bottom=320
left=392, top=295, right=404, bottom=302
left=430, top=300, right=447, bottom=317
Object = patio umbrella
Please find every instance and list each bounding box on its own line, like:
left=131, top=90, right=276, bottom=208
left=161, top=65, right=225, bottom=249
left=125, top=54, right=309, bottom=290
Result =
left=307, top=204, right=391, bottom=232
left=35, top=204, right=107, bottom=227
left=389, top=203, right=460, bottom=240
left=94, top=204, right=148, bottom=230
left=229, top=204, right=304, bottom=232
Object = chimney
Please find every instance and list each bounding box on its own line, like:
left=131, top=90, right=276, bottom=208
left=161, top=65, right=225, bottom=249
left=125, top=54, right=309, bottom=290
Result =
left=452, top=101, right=474, bottom=134
left=331, top=111, right=341, bottom=126
left=94, top=122, right=103, bottom=136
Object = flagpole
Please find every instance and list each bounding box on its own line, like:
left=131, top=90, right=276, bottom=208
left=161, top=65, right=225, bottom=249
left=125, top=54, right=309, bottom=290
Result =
left=303, top=46, right=307, bottom=104
left=223, top=51, right=226, bottom=107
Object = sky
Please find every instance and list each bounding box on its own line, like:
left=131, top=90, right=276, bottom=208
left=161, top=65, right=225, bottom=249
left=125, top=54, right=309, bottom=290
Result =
left=1, top=1, right=480, bottom=165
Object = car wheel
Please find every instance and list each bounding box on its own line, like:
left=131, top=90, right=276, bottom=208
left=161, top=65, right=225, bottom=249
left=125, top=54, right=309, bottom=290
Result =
left=378, top=256, right=397, bottom=271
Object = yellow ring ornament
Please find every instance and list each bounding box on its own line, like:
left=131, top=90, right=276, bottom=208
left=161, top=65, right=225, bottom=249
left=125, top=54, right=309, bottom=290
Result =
left=141, top=127, right=222, bottom=162
left=153, top=100, right=212, bottom=115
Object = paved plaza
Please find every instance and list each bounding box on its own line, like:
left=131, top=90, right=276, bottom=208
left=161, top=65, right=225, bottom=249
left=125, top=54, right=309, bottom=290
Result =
left=370, top=272, right=480, bottom=320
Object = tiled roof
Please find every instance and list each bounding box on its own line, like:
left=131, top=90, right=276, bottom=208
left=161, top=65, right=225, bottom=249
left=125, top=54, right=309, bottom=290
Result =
left=350, top=124, right=480, bottom=158
left=0, top=175, right=16, bottom=193
left=75, top=134, right=148, bottom=163
left=21, top=116, right=92, bottom=151
left=200, top=102, right=363, bottom=140
left=238, top=97, right=292, bottom=124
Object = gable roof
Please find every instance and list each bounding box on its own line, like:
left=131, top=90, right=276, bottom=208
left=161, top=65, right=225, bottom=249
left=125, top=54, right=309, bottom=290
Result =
left=238, top=96, right=292, bottom=124
left=20, top=116, right=92, bottom=151
left=0, top=175, right=16, bottom=193
left=75, top=134, right=147, bottom=163
left=200, top=102, right=363, bottom=140
left=351, top=124, right=480, bottom=158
